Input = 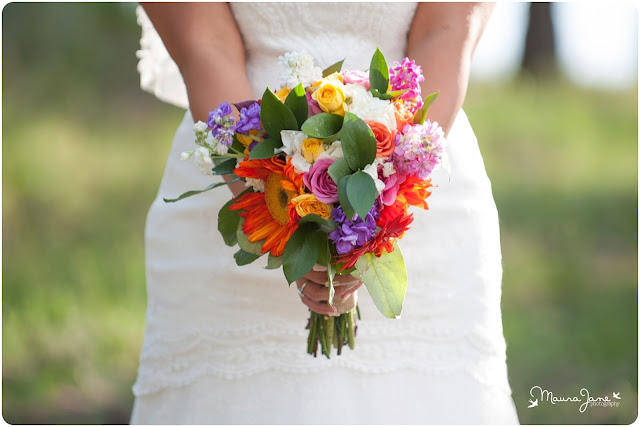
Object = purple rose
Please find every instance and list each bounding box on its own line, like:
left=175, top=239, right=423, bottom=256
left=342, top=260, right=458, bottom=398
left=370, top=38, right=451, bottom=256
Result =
left=306, top=92, right=323, bottom=117
left=303, top=158, right=338, bottom=204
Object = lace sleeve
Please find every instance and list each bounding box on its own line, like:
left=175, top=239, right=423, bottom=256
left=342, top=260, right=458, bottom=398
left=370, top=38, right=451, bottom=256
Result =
left=135, top=6, right=189, bottom=110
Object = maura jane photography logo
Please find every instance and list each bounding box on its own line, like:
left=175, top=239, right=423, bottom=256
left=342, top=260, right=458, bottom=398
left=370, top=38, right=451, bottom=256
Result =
left=528, top=386, right=621, bottom=413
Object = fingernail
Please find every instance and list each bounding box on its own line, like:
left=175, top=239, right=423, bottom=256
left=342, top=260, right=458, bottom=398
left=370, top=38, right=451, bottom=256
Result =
left=328, top=311, right=340, bottom=317
left=312, top=264, right=328, bottom=272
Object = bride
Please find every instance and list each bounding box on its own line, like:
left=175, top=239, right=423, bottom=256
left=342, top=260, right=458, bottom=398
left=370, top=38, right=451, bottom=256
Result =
left=131, top=3, right=520, bottom=424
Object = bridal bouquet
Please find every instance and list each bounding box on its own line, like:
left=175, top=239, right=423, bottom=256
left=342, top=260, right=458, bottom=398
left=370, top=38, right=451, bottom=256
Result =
left=167, top=49, right=446, bottom=358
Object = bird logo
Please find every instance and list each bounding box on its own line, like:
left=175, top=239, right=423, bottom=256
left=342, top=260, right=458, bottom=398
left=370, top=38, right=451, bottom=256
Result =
left=613, top=392, right=621, bottom=400
left=528, top=399, right=538, bottom=408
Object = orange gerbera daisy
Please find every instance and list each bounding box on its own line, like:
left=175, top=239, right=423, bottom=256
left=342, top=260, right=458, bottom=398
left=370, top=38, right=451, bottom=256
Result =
left=230, top=156, right=304, bottom=256
left=379, top=174, right=433, bottom=226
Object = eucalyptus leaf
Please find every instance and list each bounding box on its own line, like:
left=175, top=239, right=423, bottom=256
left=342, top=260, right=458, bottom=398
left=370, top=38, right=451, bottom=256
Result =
left=218, top=198, right=241, bottom=246
left=369, top=47, right=389, bottom=95
left=284, top=83, right=308, bottom=130
left=328, top=157, right=353, bottom=186
left=163, top=178, right=240, bottom=203
left=353, top=241, right=407, bottom=318
left=322, top=59, right=345, bottom=77
left=266, top=253, right=283, bottom=270
left=211, top=157, right=237, bottom=175
left=236, top=217, right=265, bottom=255
left=301, top=113, right=344, bottom=138
left=249, top=139, right=279, bottom=160
left=346, top=170, right=377, bottom=220
left=298, top=213, right=337, bottom=233
left=282, top=224, right=324, bottom=284
left=234, top=249, right=261, bottom=266
left=340, top=112, right=377, bottom=171
left=260, top=86, right=298, bottom=142
left=337, top=175, right=356, bottom=220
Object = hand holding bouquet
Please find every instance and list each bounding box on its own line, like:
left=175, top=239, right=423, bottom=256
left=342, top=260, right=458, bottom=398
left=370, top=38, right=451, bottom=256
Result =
left=167, top=48, right=447, bottom=358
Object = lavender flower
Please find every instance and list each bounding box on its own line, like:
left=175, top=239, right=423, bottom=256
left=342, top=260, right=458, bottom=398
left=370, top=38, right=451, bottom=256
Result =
left=207, top=102, right=236, bottom=147
left=235, top=102, right=262, bottom=134
left=328, top=203, right=379, bottom=255
left=207, top=102, right=233, bottom=129
left=393, top=121, right=446, bottom=180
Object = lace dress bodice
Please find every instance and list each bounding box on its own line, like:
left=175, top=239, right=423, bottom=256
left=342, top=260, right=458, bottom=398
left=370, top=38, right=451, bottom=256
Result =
left=133, top=3, right=514, bottom=405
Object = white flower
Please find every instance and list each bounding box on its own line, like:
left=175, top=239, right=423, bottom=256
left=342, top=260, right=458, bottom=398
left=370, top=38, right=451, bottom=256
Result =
left=205, top=131, right=229, bottom=156
left=381, top=161, right=396, bottom=178
left=245, top=177, right=265, bottom=192
left=181, top=151, right=193, bottom=161
left=343, top=84, right=397, bottom=131
left=281, top=130, right=311, bottom=174
left=194, top=121, right=208, bottom=133
left=278, top=51, right=323, bottom=89
left=316, top=140, right=343, bottom=161
left=363, top=158, right=386, bottom=194
left=193, top=146, right=214, bottom=175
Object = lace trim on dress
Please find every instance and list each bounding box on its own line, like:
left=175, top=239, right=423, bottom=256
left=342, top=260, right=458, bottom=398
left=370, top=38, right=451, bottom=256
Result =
left=132, top=319, right=512, bottom=397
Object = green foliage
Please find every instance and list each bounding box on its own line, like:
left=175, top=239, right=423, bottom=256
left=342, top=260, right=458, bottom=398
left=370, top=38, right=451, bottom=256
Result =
left=337, top=175, right=356, bottom=220
left=260, top=87, right=297, bottom=143
left=354, top=241, right=407, bottom=319
left=248, top=138, right=279, bottom=160
left=163, top=178, right=239, bottom=203
left=284, top=83, right=308, bottom=130
left=340, top=112, right=377, bottom=171
left=346, top=171, right=377, bottom=220
left=236, top=217, right=265, bottom=256
left=369, top=47, right=389, bottom=95
left=322, top=59, right=345, bottom=77
left=282, top=224, right=325, bottom=284
left=265, top=254, right=283, bottom=270
left=298, top=213, right=337, bottom=233
left=413, top=92, right=438, bottom=125
left=218, top=198, right=242, bottom=246
left=327, top=157, right=352, bottom=186
left=211, top=157, right=238, bottom=175
left=234, top=249, right=261, bottom=266
left=300, top=113, right=344, bottom=138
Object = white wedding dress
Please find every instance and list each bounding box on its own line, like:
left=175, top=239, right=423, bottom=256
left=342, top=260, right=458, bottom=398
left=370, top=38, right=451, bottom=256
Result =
left=131, top=3, right=520, bottom=424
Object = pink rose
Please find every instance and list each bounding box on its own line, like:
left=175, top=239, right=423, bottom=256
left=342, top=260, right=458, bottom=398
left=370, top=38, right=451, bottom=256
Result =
left=380, top=170, right=406, bottom=206
left=303, top=158, right=338, bottom=204
left=341, top=70, right=370, bottom=90
left=306, top=92, right=323, bottom=117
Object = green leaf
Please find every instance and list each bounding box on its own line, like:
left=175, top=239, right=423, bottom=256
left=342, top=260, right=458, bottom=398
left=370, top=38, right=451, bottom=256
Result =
left=298, top=213, right=337, bottom=233
left=371, top=88, right=409, bottom=101
left=218, top=198, right=241, bottom=246
left=301, top=113, right=344, bottom=138
left=163, top=178, right=240, bottom=203
left=337, top=175, right=356, bottom=220
left=322, top=59, right=345, bottom=77
left=231, top=134, right=246, bottom=153
left=282, top=224, right=324, bottom=284
left=413, top=92, right=438, bottom=125
left=234, top=249, right=261, bottom=266
left=236, top=217, right=265, bottom=255
left=284, top=83, right=308, bottom=130
left=328, top=157, right=353, bottom=186
left=266, top=253, right=283, bottom=270
left=369, top=47, right=389, bottom=95
left=353, top=241, right=407, bottom=318
left=341, top=112, right=377, bottom=170
left=260, top=86, right=298, bottom=142
left=346, top=170, right=377, bottom=220
left=211, top=157, right=237, bottom=175
left=249, top=138, right=279, bottom=160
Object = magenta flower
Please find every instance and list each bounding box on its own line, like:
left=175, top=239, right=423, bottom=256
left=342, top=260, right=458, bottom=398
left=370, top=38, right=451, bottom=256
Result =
left=393, top=121, right=446, bottom=180
left=305, top=92, right=323, bottom=117
left=303, top=158, right=338, bottom=204
left=389, top=58, right=425, bottom=112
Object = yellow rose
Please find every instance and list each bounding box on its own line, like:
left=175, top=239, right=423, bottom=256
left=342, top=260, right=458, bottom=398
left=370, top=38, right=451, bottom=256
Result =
left=291, top=193, right=332, bottom=219
left=324, top=72, right=344, bottom=83
left=312, top=80, right=345, bottom=116
left=236, top=129, right=259, bottom=154
left=301, top=138, right=325, bottom=163
left=275, top=87, right=291, bottom=103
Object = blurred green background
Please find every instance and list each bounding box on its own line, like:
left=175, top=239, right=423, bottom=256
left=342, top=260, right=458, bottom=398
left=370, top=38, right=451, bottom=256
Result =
left=2, top=3, right=637, bottom=424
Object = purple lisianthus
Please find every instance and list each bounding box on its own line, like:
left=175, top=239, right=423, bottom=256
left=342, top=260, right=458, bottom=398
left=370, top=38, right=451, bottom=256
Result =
left=302, top=158, right=338, bottom=204
left=207, top=102, right=233, bottom=129
left=235, top=102, right=261, bottom=133
left=328, top=202, right=379, bottom=255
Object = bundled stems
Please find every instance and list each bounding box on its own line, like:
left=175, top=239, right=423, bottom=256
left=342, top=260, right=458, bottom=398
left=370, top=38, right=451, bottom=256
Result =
left=306, top=305, right=359, bottom=359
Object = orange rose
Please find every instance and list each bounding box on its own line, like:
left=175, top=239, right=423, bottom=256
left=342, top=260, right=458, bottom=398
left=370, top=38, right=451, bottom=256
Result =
left=365, top=120, right=397, bottom=158
left=394, top=101, right=414, bottom=130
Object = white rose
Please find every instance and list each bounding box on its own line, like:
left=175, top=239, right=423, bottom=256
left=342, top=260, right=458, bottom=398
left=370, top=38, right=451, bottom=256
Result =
left=316, top=140, right=343, bottom=161
left=245, top=177, right=265, bottom=192
left=343, top=84, right=397, bottom=131
left=363, top=158, right=386, bottom=195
